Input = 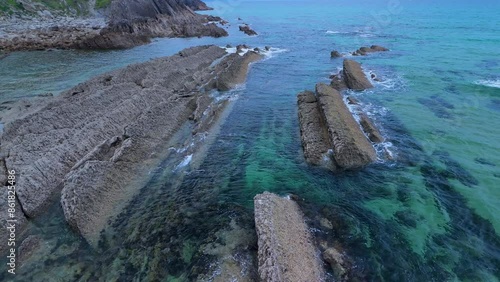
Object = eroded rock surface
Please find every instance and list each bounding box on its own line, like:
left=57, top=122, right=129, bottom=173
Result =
left=254, top=192, right=324, bottom=282
left=297, top=91, right=333, bottom=168
left=0, top=0, right=228, bottom=51
left=316, top=83, right=376, bottom=168
left=0, top=45, right=263, bottom=244
left=239, top=24, right=257, bottom=36
left=216, top=51, right=263, bottom=91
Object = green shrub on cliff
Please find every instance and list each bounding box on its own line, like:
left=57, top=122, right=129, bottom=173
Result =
left=95, top=0, right=112, bottom=9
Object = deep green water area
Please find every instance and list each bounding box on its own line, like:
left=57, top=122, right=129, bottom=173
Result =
left=0, top=0, right=499, bottom=281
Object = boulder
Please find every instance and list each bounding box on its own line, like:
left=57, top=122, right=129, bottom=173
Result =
left=254, top=192, right=325, bottom=282
left=342, top=59, right=373, bottom=90
left=297, top=91, right=333, bottom=167
left=359, top=114, right=385, bottom=143
left=315, top=83, right=376, bottom=169
left=331, top=50, right=342, bottom=58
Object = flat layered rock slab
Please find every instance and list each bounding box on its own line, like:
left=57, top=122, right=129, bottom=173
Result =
left=297, top=91, right=332, bottom=167
left=254, top=192, right=324, bottom=282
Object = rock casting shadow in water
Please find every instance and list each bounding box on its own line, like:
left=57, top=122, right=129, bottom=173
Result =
left=296, top=102, right=500, bottom=280
left=417, top=95, right=455, bottom=119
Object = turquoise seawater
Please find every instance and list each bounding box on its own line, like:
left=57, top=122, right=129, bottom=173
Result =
left=1, top=0, right=500, bottom=281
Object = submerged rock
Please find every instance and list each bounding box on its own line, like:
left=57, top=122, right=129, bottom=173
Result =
left=342, top=59, right=374, bottom=90
left=316, top=83, right=377, bottom=169
left=297, top=84, right=377, bottom=170
left=0, top=45, right=263, bottom=245
left=323, top=247, right=347, bottom=280
left=359, top=114, right=385, bottom=143
left=331, top=50, right=342, bottom=58
left=254, top=192, right=325, bottom=281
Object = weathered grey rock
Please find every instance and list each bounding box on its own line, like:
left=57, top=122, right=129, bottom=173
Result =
left=239, top=24, right=257, bottom=36
left=19, top=235, right=42, bottom=265
left=347, top=96, right=359, bottom=105
left=297, top=91, right=332, bottom=167
left=216, top=51, right=263, bottom=91
left=254, top=192, right=324, bottom=282
left=359, top=114, right=385, bottom=143
left=0, top=45, right=262, bottom=245
left=331, top=72, right=347, bottom=91
left=331, top=50, right=342, bottom=58
left=316, top=83, right=376, bottom=169
left=342, top=59, right=373, bottom=90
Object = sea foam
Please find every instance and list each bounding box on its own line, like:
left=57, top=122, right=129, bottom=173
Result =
left=475, top=79, right=500, bottom=89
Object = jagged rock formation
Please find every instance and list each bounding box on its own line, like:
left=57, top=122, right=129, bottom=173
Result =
left=0, top=45, right=263, bottom=244
left=331, top=59, right=373, bottom=91
left=297, top=91, right=333, bottom=168
left=254, top=192, right=325, bottom=282
left=353, top=45, right=389, bottom=56
left=239, top=24, right=257, bottom=36
left=297, top=83, right=377, bottom=171
left=0, top=0, right=228, bottom=51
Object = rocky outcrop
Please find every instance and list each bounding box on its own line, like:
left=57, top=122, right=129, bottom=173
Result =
left=216, top=51, right=263, bottom=91
left=239, top=24, right=257, bottom=36
left=353, top=45, right=389, bottom=56
left=254, top=192, right=325, bottom=282
left=297, top=83, right=377, bottom=171
left=331, top=59, right=373, bottom=91
left=184, top=0, right=214, bottom=11
left=316, top=84, right=377, bottom=169
left=0, top=45, right=263, bottom=245
left=342, top=59, right=373, bottom=90
left=359, top=114, right=385, bottom=143
left=297, top=91, right=333, bottom=168
left=331, top=50, right=342, bottom=58
left=0, top=0, right=228, bottom=51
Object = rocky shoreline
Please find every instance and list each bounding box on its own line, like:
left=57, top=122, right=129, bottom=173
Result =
left=0, top=45, right=264, bottom=250
left=0, top=0, right=228, bottom=51
left=298, top=47, right=390, bottom=172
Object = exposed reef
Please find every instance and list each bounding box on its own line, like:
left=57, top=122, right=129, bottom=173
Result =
left=353, top=45, right=389, bottom=56
left=254, top=192, right=325, bottom=281
left=0, top=45, right=263, bottom=246
left=331, top=59, right=373, bottom=91
left=297, top=83, right=377, bottom=171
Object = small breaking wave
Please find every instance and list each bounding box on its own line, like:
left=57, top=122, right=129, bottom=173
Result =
left=175, top=154, right=193, bottom=170
left=474, top=79, right=500, bottom=88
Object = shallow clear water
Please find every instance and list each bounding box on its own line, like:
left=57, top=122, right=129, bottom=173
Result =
left=1, top=0, right=500, bottom=281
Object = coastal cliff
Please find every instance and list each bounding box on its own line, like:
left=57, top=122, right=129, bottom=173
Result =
left=0, top=0, right=227, bottom=51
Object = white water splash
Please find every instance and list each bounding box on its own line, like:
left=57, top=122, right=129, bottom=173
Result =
left=474, top=79, right=500, bottom=89
left=175, top=154, right=193, bottom=170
